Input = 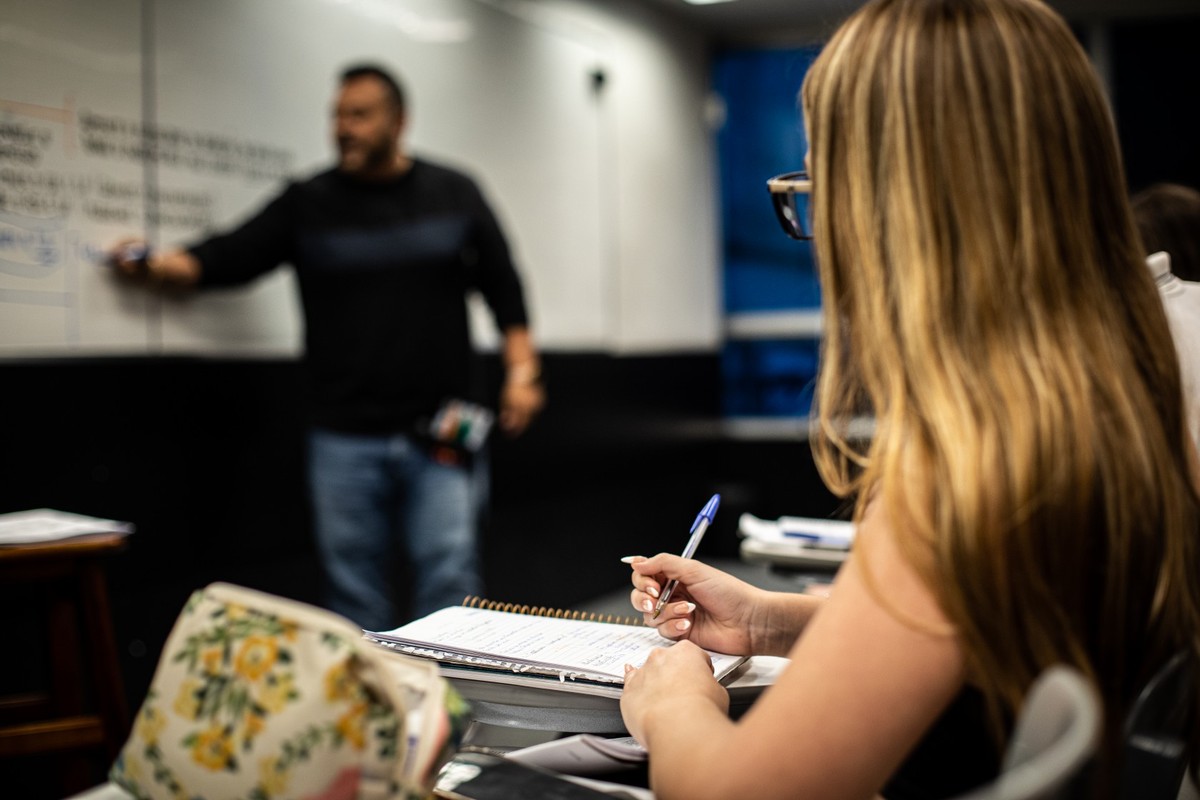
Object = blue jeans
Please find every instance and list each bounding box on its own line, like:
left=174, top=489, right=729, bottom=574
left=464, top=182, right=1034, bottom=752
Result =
left=307, top=428, right=482, bottom=632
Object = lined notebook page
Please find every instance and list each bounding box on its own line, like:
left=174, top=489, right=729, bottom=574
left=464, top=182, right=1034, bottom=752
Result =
left=369, top=606, right=746, bottom=683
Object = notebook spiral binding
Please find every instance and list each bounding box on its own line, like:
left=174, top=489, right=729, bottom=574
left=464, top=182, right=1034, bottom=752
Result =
left=461, top=595, right=644, bottom=627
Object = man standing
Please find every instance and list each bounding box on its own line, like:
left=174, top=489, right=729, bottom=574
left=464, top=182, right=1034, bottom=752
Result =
left=111, top=64, right=544, bottom=631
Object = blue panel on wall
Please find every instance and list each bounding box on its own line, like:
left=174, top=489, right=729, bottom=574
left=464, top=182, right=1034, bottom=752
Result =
left=722, top=339, right=819, bottom=417
left=715, top=46, right=823, bottom=418
left=723, top=258, right=822, bottom=315
left=714, top=46, right=820, bottom=313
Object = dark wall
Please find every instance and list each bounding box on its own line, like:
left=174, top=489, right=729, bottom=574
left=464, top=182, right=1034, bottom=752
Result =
left=0, top=359, right=318, bottom=734
left=1111, top=16, right=1200, bottom=193
left=0, top=352, right=834, bottom=779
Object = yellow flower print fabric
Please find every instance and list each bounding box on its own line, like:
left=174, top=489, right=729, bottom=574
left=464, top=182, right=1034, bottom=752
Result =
left=111, top=583, right=467, bottom=800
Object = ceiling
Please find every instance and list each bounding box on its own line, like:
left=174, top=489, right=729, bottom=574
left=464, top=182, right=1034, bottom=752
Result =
left=640, top=0, right=1200, bottom=45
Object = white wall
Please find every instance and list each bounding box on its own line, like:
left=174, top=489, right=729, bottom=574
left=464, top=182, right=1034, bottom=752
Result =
left=0, top=0, right=721, bottom=357
left=539, top=0, right=723, bottom=354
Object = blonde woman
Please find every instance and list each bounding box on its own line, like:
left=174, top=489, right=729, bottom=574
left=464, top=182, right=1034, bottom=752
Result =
left=620, top=1, right=1200, bottom=798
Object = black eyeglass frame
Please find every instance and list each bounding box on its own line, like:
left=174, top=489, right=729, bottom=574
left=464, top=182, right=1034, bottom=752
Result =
left=766, top=170, right=813, bottom=241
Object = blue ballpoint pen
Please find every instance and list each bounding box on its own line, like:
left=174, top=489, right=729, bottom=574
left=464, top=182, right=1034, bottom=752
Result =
left=652, top=493, right=721, bottom=619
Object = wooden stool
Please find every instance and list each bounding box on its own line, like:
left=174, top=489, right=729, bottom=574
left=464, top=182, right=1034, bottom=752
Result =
left=0, top=533, right=130, bottom=794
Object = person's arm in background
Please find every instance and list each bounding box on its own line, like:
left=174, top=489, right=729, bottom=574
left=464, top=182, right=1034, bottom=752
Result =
left=107, top=183, right=298, bottom=289
left=466, top=178, right=545, bottom=435
left=499, top=324, right=544, bottom=435
left=109, top=241, right=202, bottom=286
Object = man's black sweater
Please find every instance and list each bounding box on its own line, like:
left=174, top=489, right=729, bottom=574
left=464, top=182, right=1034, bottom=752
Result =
left=189, top=159, right=530, bottom=433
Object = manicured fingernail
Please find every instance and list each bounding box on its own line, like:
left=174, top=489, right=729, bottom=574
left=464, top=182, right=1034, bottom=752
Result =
left=642, top=599, right=654, bottom=612
left=620, top=555, right=645, bottom=564
left=677, top=602, right=695, bottom=614
left=675, top=619, right=691, bottom=632
left=646, top=586, right=659, bottom=598
left=624, top=663, right=635, bottom=673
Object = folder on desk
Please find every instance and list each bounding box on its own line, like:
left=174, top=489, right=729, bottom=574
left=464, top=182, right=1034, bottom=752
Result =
left=737, top=512, right=855, bottom=570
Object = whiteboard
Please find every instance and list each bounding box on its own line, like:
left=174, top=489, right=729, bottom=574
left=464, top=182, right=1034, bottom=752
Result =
left=0, top=0, right=608, bottom=357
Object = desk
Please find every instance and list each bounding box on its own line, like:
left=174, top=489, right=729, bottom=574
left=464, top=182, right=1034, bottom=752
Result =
left=0, top=533, right=130, bottom=795
left=738, top=536, right=848, bottom=572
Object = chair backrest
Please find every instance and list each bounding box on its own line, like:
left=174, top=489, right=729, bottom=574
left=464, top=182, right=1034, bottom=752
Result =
left=952, top=666, right=1102, bottom=800
left=1120, top=650, right=1195, bottom=800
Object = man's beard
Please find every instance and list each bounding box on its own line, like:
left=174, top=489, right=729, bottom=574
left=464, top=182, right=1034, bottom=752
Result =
left=339, top=136, right=393, bottom=173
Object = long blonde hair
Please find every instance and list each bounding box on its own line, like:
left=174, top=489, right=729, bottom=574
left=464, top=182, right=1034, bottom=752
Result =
left=803, top=0, right=1200, bottom=752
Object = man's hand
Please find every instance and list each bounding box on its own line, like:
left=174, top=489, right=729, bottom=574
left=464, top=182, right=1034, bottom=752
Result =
left=498, top=371, right=544, bottom=436
left=498, top=326, right=544, bottom=436
left=107, top=239, right=202, bottom=287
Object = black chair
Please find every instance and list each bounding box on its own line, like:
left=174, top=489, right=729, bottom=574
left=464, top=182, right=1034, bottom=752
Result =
left=1120, top=650, right=1195, bottom=800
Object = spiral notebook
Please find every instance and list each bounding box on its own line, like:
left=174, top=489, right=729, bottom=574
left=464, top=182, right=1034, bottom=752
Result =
left=364, top=596, right=748, bottom=690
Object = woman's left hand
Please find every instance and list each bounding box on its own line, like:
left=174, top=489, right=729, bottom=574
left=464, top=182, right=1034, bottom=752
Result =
left=620, top=640, right=730, bottom=744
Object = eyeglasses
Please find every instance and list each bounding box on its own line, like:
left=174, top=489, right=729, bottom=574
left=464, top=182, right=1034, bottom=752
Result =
left=766, top=170, right=813, bottom=241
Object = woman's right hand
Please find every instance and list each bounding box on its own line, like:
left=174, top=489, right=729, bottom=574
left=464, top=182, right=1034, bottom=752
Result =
left=623, top=554, right=764, bottom=656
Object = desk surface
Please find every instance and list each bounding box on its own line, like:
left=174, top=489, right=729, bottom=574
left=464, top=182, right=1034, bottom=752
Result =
left=738, top=537, right=849, bottom=572
left=0, top=532, right=128, bottom=563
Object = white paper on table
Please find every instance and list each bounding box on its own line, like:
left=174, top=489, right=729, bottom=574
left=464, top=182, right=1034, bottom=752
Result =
left=0, top=508, right=134, bottom=545
left=737, top=513, right=854, bottom=550
left=506, top=734, right=647, bottom=775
